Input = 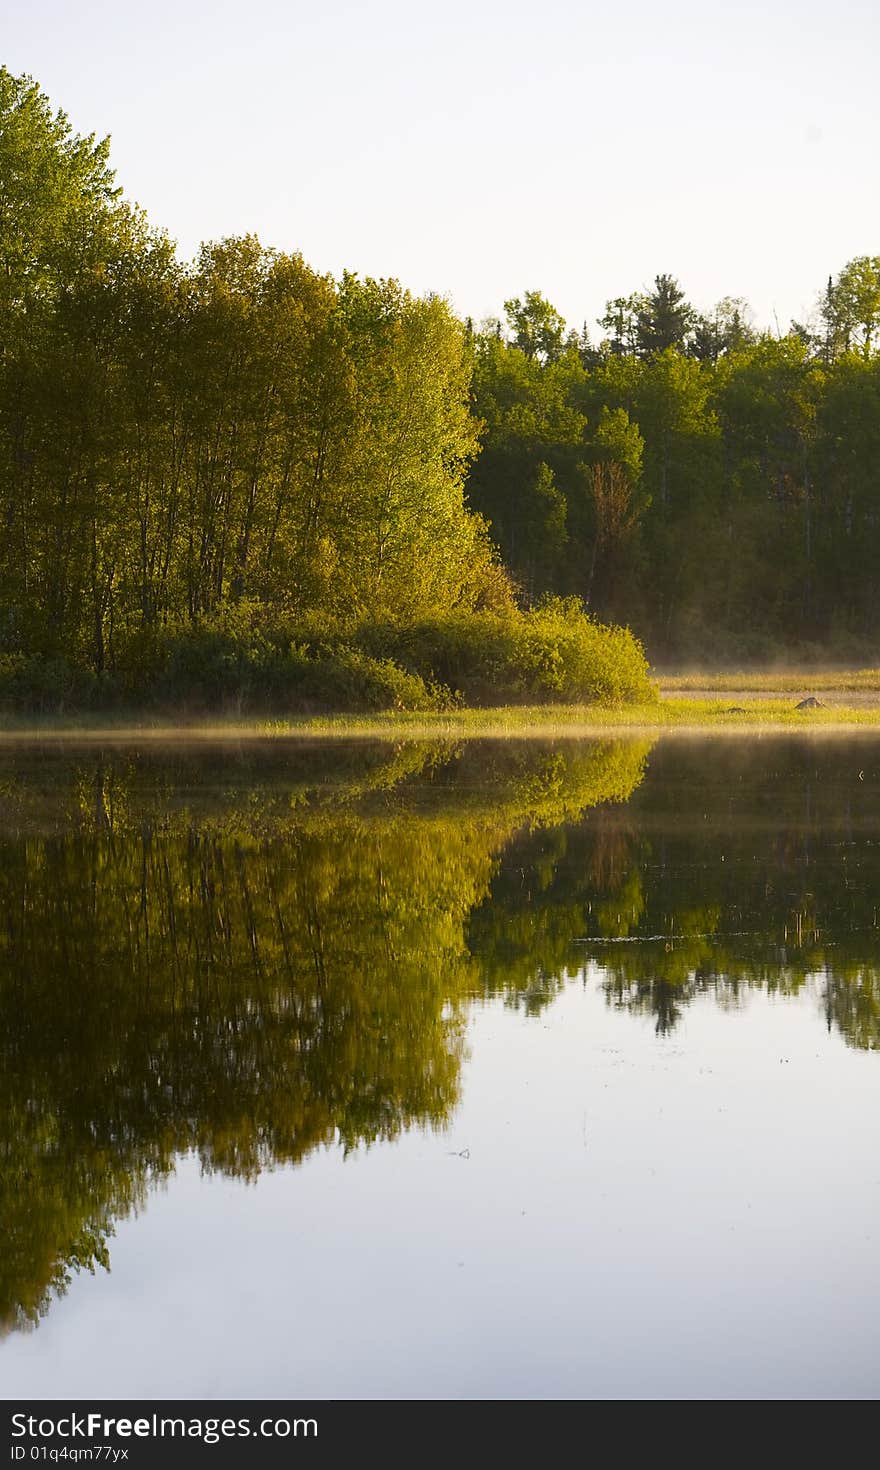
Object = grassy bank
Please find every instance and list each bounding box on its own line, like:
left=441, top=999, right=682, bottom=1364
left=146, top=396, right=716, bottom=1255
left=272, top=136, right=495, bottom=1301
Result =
left=2, top=695, right=880, bottom=741
left=659, top=669, right=880, bottom=692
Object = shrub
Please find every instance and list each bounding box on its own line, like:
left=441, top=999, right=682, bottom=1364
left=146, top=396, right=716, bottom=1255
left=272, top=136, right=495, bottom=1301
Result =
left=127, top=625, right=444, bottom=714
left=0, top=602, right=653, bottom=714
left=277, top=646, right=444, bottom=713
left=515, top=599, right=655, bottom=704
left=147, top=626, right=272, bottom=709
left=355, top=599, right=654, bottom=705
left=0, top=654, right=100, bottom=713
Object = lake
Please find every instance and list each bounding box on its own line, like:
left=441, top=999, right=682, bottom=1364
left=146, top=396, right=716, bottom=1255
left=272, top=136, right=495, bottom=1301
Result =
left=1, top=734, right=879, bottom=1400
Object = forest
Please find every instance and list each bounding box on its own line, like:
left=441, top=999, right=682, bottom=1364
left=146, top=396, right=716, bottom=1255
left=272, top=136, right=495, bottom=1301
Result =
left=469, top=273, right=880, bottom=663
left=1, top=65, right=879, bottom=711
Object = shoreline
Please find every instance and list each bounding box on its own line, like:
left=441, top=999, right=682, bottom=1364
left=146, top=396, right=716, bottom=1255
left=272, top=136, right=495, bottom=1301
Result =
left=2, top=694, right=880, bottom=741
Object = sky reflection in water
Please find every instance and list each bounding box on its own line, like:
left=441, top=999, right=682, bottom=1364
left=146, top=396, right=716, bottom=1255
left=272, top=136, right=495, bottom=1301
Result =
left=1, top=735, right=879, bottom=1398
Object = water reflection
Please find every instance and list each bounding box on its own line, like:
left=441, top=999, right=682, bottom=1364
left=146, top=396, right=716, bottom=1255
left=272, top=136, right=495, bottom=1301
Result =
left=475, top=740, right=880, bottom=1040
left=0, top=735, right=878, bottom=1333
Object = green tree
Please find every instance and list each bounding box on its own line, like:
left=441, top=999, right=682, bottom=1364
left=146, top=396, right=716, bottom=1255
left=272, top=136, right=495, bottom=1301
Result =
left=468, top=327, right=586, bottom=596
left=503, top=290, right=567, bottom=363
left=690, top=297, right=755, bottom=363
left=714, top=335, right=822, bottom=639
left=598, top=293, right=647, bottom=358
left=0, top=66, right=120, bottom=313
left=636, top=274, right=694, bottom=356
left=813, top=353, right=880, bottom=628
left=822, top=256, right=880, bottom=358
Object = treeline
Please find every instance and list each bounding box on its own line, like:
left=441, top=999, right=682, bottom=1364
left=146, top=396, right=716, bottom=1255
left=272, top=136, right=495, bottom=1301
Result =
left=0, top=67, right=650, bottom=710
left=3, top=64, right=879, bottom=698
left=469, top=268, right=880, bottom=661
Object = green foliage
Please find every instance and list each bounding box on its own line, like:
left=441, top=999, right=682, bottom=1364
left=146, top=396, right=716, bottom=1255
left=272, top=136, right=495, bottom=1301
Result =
left=0, top=68, right=505, bottom=702
left=359, top=600, right=654, bottom=705
left=690, top=297, right=755, bottom=363
left=594, top=405, right=644, bottom=481
left=636, top=274, right=694, bottom=356
left=0, top=654, right=99, bottom=712
left=822, top=256, right=880, bottom=357
left=0, top=65, right=120, bottom=313
left=5, top=64, right=880, bottom=683
left=281, top=646, right=443, bottom=713
left=598, top=293, right=647, bottom=358
left=469, top=265, right=880, bottom=661
left=503, top=290, right=567, bottom=363
left=125, top=624, right=445, bottom=713
left=0, top=599, right=651, bottom=714
left=510, top=599, right=652, bottom=702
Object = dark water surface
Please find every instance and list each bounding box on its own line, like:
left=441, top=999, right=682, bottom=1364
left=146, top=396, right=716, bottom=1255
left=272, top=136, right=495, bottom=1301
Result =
left=1, top=735, right=879, bottom=1399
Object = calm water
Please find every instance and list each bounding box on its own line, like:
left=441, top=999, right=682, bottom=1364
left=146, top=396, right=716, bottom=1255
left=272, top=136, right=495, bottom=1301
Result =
left=1, top=734, right=879, bottom=1400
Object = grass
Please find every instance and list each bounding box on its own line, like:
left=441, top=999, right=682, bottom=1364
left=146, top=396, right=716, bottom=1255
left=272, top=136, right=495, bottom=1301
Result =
left=1, top=694, right=880, bottom=741
left=658, top=668, right=880, bottom=692
left=260, top=698, right=880, bottom=737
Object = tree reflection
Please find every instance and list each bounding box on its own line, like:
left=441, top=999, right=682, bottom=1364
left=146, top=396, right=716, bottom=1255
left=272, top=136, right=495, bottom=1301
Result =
left=0, top=737, right=648, bottom=1330
left=2, top=735, right=879, bottom=1332
left=475, top=739, right=880, bottom=1041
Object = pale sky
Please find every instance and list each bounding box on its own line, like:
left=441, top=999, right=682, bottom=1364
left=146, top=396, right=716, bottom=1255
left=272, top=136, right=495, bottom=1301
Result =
left=4, top=0, right=879, bottom=338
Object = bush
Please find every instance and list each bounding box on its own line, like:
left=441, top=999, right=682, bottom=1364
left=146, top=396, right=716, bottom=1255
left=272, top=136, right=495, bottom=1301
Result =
left=515, top=599, right=655, bottom=704
left=276, top=646, right=444, bottom=713
left=0, top=601, right=653, bottom=714
left=0, top=654, right=100, bottom=713
left=356, top=615, right=513, bottom=700
left=121, top=626, right=444, bottom=714
left=355, top=599, right=654, bottom=705
left=147, top=626, right=272, bottom=709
